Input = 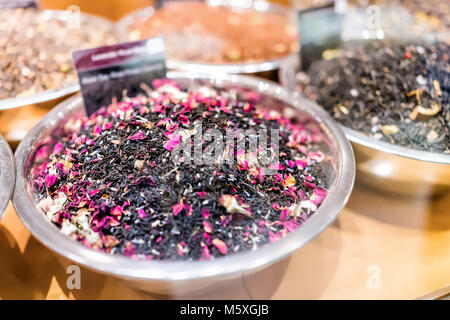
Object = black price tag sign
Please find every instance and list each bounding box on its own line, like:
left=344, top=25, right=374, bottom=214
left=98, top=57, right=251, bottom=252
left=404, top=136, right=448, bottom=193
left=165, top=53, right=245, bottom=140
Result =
left=0, top=0, right=38, bottom=9
left=73, top=37, right=167, bottom=116
left=298, top=1, right=344, bottom=46
left=298, top=1, right=345, bottom=69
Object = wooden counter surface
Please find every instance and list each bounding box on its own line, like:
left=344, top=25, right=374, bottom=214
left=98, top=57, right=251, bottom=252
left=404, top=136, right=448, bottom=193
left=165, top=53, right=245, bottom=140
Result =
left=1, top=181, right=448, bottom=299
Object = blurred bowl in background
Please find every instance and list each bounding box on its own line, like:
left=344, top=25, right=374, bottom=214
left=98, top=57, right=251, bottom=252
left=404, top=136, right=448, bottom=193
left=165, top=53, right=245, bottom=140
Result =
left=292, top=5, right=450, bottom=197
left=116, top=0, right=300, bottom=89
left=0, top=9, right=117, bottom=147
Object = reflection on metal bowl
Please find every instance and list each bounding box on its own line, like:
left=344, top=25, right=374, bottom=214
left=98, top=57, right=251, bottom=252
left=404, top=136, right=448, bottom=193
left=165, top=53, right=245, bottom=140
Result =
left=0, top=134, right=15, bottom=220
left=345, top=127, right=450, bottom=197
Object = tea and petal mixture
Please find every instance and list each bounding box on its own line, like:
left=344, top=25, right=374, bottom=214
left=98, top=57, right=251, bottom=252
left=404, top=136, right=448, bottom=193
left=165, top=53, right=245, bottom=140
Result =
left=297, top=39, right=450, bottom=153
left=35, top=80, right=328, bottom=260
left=0, top=8, right=117, bottom=100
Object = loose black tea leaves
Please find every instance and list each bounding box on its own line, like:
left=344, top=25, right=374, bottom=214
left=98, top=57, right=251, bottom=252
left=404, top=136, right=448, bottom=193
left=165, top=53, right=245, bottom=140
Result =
left=297, top=39, right=450, bottom=153
left=34, top=79, right=329, bottom=261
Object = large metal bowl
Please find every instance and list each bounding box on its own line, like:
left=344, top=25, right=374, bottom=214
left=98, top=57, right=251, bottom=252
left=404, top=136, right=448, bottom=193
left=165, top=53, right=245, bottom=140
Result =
left=344, top=127, right=450, bottom=196
left=295, top=6, right=450, bottom=196
left=0, top=134, right=15, bottom=220
left=116, top=0, right=300, bottom=89
left=13, top=72, right=355, bottom=295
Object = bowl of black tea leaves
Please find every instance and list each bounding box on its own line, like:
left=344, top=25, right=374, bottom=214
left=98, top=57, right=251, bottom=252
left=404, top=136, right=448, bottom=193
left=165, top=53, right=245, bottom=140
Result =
left=13, top=73, right=354, bottom=294
left=296, top=7, right=450, bottom=196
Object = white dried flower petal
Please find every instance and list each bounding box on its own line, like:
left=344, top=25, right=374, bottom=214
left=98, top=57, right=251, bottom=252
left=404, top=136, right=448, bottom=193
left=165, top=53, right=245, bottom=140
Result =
left=219, top=194, right=252, bottom=218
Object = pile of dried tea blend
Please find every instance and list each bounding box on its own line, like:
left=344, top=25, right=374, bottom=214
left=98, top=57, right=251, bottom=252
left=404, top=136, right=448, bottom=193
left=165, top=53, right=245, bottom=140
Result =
left=126, top=1, right=298, bottom=64
left=34, top=79, right=329, bottom=261
left=297, top=39, right=450, bottom=153
left=0, top=8, right=117, bottom=100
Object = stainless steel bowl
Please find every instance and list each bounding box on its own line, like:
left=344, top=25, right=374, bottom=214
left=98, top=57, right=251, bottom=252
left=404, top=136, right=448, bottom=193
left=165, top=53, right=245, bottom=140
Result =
left=294, top=6, right=450, bottom=196
left=0, top=134, right=15, bottom=220
left=13, top=72, right=355, bottom=295
left=0, top=9, right=116, bottom=110
left=0, top=10, right=117, bottom=147
left=116, top=0, right=300, bottom=89
left=344, top=127, right=450, bottom=196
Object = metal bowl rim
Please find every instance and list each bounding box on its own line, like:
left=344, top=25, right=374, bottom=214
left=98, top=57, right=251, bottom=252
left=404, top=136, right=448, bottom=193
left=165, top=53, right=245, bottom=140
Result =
left=13, top=72, right=355, bottom=282
left=0, top=134, right=15, bottom=219
left=0, top=9, right=116, bottom=110
left=342, top=126, right=450, bottom=164
left=116, top=1, right=299, bottom=74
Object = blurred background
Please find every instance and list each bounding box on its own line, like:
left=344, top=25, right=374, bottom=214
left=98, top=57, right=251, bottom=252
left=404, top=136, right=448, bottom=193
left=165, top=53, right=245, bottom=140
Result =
left=40, top=0, right=292, bottom=20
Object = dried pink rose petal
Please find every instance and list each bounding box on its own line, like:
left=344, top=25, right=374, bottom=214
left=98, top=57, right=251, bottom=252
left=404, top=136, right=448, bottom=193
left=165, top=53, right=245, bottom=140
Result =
left=197, top=191, right=207, bottom=198
left=212, top=238, right=227, bottom=255
left=45, top=174, right=57, bottom=188
left=172, top=202, right=184, bottom=216
left=52, top=142, right=63, bottom=154
left=138, top=209, right=147, bottom=219
left=203, top=221, right=213, bottom=233
left=269, top=230, right=284, bottom=243
left=129, top=131, right=146, bottom=140
left=201, top=208, right=210, bottom=219
left=103, top=122, right=113, bottom=130
left=201, top=243, right=211, bottom=260
left=163, top=134, right=182, bottom=151
left=177, top=243, right=185, bottom=256
left=178, top=114, right=189, bottom=125
left=310, top=188, right=328, bottom=205
left=111, top=206, right=123, bottom=217
left=279, top=209, right=288, bottom=222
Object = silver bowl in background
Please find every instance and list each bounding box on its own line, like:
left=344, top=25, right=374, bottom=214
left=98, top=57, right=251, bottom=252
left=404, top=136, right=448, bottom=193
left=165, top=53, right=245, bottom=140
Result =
left=116, top=0, right=300, bottom=90
left=0, top=10, right=117, bottom=147
left=0, top=9, right=116, bottom=111
left=0, top=134, right=15, bottom=220
left=13, top=72, right=354, bottom=295
left=294, top=5, right=450, bottom=197
left=343, top=127, right=450, bottom=196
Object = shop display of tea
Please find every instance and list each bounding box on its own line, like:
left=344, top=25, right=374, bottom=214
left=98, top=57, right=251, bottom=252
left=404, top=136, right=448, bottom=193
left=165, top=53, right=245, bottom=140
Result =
left=297, top=39, right=450, bottom=153
left=124, top=1, right=299, bottom=64
left=34, top=79, right=329, bottom=260
left=0, top=8, right=117, bottom=101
